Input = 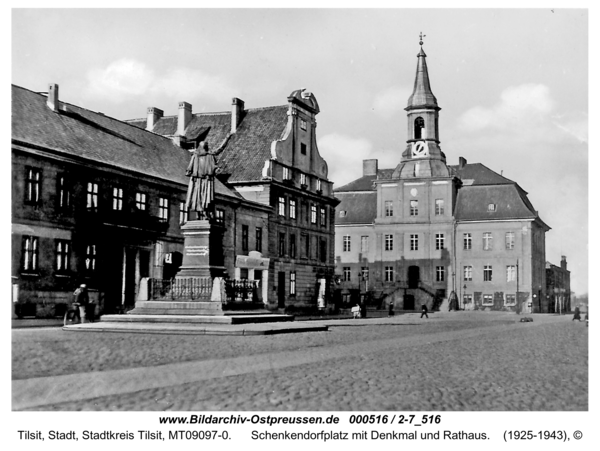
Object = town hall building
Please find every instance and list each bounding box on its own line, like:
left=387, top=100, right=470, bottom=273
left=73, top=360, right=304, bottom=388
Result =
left=334, top=42, right=554, bottom=313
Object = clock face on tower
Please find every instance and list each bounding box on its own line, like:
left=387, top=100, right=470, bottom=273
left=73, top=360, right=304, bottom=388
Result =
left=411, top=141, right=429, bottom=158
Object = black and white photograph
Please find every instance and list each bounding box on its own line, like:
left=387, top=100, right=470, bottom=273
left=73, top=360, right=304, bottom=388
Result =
left=8, top=4, right=594, bottom=449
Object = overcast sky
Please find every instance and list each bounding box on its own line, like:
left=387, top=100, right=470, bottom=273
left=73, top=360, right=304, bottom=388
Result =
left=11, top=8, right=589, bottom=295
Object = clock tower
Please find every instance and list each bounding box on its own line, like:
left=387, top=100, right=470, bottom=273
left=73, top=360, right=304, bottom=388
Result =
left=394, top=36, right=450, bottom=179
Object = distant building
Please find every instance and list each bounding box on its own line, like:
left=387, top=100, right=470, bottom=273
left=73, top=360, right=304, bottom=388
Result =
left=546, top=256, right=571, bottom=313
left=12, top=83, right=337, bottom=317
left=334, top=44, right=551, bottom=313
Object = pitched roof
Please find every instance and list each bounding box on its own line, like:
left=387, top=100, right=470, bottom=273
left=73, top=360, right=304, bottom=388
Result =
left=335, top=192, right=378, bottom=224
left=454, top=184, right=538, bottom=221
left=11, top=85, right=190, bottom=186
left=129, top=105, right=289, bottom=183
left=449, top=162, right=515, bottom=186
left=335, top=168, right=395, bottom=192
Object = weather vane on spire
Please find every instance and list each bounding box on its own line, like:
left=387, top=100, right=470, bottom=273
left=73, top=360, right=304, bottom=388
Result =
left=419, top=32, right=426, bottom=46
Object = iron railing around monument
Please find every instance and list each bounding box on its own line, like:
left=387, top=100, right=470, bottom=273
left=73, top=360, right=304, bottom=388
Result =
left=151, top=278, right=213, bottom=301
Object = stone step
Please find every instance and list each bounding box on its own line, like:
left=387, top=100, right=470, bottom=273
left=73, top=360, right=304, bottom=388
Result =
left=100, top=313, right=295, bottom=324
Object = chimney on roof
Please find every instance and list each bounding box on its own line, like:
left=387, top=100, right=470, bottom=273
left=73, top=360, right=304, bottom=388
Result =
left=146, top=107, right=163, bottom=131
left=47, top=83, right=59, bottom=112
left=231, top=97, right=245, bottom=133
left=177, top=102, right=192, bottom=136
left=459, top=156, right=467, bottom=169
left=363, top=159, right=378, bottom=177
left=561, top=255, right=567, bottom=271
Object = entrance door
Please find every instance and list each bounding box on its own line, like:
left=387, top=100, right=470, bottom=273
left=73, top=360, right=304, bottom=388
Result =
left=277, top=271, right=286, bottom=308
left=103, top=245, right=124, bottom=314
left=408, top=266, right=420, bottom=289
left=254, top=270, right=263, bottom=302
left=124, top=248, right=137, bottom=310
left=404, top=294, right=415, bottom=310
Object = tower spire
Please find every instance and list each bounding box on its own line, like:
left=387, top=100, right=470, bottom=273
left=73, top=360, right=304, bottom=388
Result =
left=407, top=33, right=438, bottom=110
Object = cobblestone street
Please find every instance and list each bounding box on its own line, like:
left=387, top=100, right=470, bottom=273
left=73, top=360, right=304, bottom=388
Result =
left=12, top=312, right=588, bottom=411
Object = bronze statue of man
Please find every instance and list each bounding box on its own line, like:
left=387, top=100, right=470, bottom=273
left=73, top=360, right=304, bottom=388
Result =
left=185, top=133, right=232, bottom=219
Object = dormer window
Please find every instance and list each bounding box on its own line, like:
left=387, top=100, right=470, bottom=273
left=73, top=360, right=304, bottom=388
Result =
left=414, top=117, right=425, bottom=139
left=300, top=119, right=307, bottom=131
left=339, top=211, right=347, bottom=218
left=300, top=173, right=307, bottom=187
left=488, top=203, right=496, bottom=212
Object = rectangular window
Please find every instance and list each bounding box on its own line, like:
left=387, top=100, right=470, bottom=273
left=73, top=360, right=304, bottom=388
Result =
left=410, top=200, right=418, bottom=216
left=304, top=234, right=310, bottom=259
left=57, top=175, right=71, bottom=210
left=436, top=266, right=445, bottom=282
left=290, top=234, right=296, bottom=258
left=255, top=227, right=262, bottom=253
left=464, top=265, right=473, bottom=281
left=435, top=199, right=444, bottom=216
left=343, top=235, right=351, bottom=252
left=85, top=244, right=97, bottom=273
left=482, top=294, right=494, bottom=305
left=435, top=233, right=445, bottom=250
left=300, top=119, right=307, bottom=131
left=135, top=192, right=147, bottom=211
left=300, top=173, right=307, bottom=186
left=278, top=196, right=286, bottom=216
left=290, top=272, right=296, bottom=295
left=385, top=200, right=394, bottom=217
left=488, top=203, right=496, bottom=212
left=316, top=179, right=322, bottom=192
left=112, top=187, right=123, bottom=211
left=410, top=234, right=419, bottom=251
left=55, top=240, right=70, bottom=272
left=278, top=232, right=286, bottom=257
left=282, top=167, right=291, bottom=180
left=25, top=167, right=41, bottom=204
left=300, top=143, right=307, bottom=155
left=463, top=233, right=472, bottom=250
left=483, top=232, right=493, bottom=250
left=86, top=182, right=98, bottom=211
left=320, top=207, right=326, bottom=227
left=506, top=265, right=516, bottom=282
left=463, top=294, right=473, bottom=306
left=484, top=265, right=493, bottom=282
left=505, top=232, right=515, bottom=250
left=159, top=197, right=169, bottom=222
left=361, top=236, right=369, bottom=253
left=179, top=202, right=188, bottom=225
left=505, top=294, right=516, bottom=306
left=385, top=266, right=394, bottom=282
left=289, top=199, right=297, bottom=219
left=361, top=266, right=369, bottom=281
left=241, top=225, right=249, bottom=252
left=385, top=234, right=394, bottom=251
left=22, top=236, right=39, bottom=271
left=320, top=238, right=327, bottom=263
left=311, top=205, right=317, bottom=224
left=215, top=209, right=224, bottom=224
left=343, top=267, right=351, bottom=282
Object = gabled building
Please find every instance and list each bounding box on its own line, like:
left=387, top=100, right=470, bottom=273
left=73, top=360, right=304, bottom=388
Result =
left=334, top=43, right=550, bottom=313
left=127, top=89, right=339, bottom=310
left=11, top=82, right=338, bottom=317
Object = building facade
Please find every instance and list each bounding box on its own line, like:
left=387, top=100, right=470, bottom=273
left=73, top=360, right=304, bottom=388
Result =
left=334, top=44, right=551, bottom=313
left=545, top=256, right=571, bottom=313
left=12, top=83, right=337, bottom=317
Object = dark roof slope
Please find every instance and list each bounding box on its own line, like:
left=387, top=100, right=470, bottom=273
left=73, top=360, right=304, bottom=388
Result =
left=335, top=192, right=377, bottom=224
left=449, top=162, right=515, bottom=186
left=335, top=168, right=395, bottom=192
left=11, top=85, right=190, bottom=186
left=454, top=184, right=537, bottom=221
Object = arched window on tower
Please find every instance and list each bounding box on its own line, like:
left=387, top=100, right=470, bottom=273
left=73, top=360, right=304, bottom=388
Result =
left=414, top=117, right=425, bottom=140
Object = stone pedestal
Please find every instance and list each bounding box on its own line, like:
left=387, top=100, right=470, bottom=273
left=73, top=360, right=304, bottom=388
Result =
left=177, top=220, right=225, bottom=279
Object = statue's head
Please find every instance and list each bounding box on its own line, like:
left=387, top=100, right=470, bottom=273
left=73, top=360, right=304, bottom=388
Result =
left=197, top=141, right=209, bottom=155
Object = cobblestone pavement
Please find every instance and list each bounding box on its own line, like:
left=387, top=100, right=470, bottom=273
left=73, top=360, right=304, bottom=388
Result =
left=12, top=313, right=587, bottom=411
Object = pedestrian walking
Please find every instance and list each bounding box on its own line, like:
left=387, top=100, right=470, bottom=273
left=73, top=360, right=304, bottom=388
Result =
left=572, top=306, right=581, bottom=322
left=388, top=300, right=395, bottom=317
left=420, top=303, right=429, bottom=319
